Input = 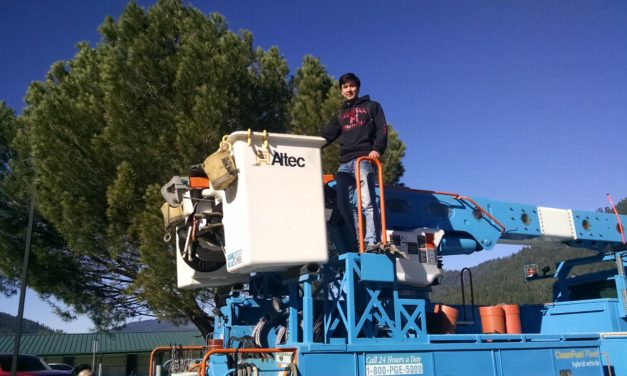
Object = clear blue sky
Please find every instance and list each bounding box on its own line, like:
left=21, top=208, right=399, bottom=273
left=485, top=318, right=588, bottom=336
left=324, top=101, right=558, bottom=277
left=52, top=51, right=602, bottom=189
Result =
left=1, top=1, right=626, bottom=332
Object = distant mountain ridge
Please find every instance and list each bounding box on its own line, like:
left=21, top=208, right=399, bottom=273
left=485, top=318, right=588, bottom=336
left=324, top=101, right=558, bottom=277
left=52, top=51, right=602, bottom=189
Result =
left=431, top=245, right=612, bottom=306
left=0, top=312, right=62, bottom=335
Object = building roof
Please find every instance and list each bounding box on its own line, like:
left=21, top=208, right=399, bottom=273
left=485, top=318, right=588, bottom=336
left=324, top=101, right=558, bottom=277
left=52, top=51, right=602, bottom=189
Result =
left=0, top=331, right=205, bottom=356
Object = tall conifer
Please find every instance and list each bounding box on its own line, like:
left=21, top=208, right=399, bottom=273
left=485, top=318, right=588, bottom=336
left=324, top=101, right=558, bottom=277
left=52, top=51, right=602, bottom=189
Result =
left=0, top=0, right=407, bottom=334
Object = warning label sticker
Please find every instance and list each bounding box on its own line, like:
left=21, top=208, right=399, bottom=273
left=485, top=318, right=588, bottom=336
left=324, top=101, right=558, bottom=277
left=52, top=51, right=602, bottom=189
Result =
left=226, top=249, right=242, bottom=268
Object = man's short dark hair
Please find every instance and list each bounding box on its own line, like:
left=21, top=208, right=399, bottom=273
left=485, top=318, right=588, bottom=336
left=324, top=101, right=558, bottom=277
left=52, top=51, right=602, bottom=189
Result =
left=339, top=73, right=360, bottom=88
left=72, top=364, right=92, bottom=376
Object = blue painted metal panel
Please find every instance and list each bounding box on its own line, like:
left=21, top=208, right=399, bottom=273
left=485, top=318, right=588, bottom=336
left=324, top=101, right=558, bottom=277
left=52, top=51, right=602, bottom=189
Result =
left=541, top=299, right=627, bottom=334
left=599, top=335, right=627, bottom=376
left=472, top=197, right=542, bottom=241
left=206, top=355, right=230, bottom=376
left=301, top=353, right=358, bottom=374
left=361, top=253, right=395, bottom=282
left=433, top=350, right=496, bottom=375
left=571, top=210, right=626, bottom=244
left=500, top=348, right=558, bottom=375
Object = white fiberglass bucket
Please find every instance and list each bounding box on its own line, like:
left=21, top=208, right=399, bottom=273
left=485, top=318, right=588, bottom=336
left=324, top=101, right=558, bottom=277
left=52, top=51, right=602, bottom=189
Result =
left=221, top=131, right=329, bottom=273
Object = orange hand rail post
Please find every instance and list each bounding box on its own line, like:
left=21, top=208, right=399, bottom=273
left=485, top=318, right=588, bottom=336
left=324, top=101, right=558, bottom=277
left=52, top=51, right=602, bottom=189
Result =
left=355, top=157, right=388, bottom=253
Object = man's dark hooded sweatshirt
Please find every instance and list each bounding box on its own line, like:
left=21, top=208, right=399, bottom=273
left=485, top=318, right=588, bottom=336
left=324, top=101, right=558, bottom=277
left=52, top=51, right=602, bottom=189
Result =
left=321, top=95, right=388, bottom=163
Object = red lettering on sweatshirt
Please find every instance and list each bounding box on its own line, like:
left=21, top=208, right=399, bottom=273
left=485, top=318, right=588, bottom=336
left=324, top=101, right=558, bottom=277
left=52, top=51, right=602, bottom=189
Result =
left=340, top=107, right=368, bottom=132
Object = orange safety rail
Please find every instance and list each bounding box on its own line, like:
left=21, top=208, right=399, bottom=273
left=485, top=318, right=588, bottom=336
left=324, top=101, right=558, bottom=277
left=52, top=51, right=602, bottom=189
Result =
left=355, top=157, right=388, bottom=253
left=198, top=347, right=298, bottom=376
left=149, top=346, right=206, bottom=376
left=388, top=186, right=507, bottom=234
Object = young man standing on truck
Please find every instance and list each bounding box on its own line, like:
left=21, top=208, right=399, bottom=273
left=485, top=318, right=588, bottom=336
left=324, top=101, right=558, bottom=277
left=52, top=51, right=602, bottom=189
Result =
left=321, top=72, right=388, bottom=252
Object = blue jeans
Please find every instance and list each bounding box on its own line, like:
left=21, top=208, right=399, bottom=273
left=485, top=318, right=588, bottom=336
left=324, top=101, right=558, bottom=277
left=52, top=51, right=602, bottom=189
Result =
left=336, top=158, right=380, bottom=247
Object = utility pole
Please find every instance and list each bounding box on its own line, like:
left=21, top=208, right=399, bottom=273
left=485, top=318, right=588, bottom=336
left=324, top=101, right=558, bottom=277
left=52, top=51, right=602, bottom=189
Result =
left=11, top=185, right=36, bottom=376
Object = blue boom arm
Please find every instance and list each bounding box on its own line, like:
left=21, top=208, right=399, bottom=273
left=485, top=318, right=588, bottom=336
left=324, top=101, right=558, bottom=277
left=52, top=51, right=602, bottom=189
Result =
left=383, top=186, right=627, bottom=256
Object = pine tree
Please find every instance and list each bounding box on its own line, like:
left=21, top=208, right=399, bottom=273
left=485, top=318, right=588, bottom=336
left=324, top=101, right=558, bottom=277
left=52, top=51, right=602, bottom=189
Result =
left=1, top=0, right=296, bottom=334
left=0, top=0, right=409, bottom=335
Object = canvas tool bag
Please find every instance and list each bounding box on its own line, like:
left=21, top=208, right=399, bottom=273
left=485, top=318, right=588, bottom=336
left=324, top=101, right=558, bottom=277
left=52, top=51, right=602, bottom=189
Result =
left=203, top=135, right=238, bottom=190
left=160, top=202, right=184, bottom=231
